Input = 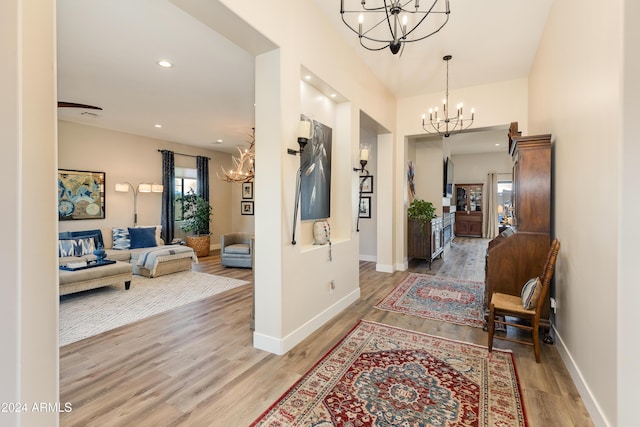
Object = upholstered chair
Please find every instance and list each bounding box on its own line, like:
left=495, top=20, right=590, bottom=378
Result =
left=220, top=232, right=252, bottom=268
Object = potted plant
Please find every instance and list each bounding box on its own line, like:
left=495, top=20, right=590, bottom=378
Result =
left=178, top=190, right=213, bottom=257
left=407, top=198, right=436, bottom=234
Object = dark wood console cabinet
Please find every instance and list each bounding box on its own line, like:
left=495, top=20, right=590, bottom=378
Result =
left=485, top=125, right=552, bottom=326
left=408, top=217, right=444, bottom=268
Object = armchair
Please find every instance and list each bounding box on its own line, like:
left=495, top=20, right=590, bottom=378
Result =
left=220, top=232, right=253, bottom=268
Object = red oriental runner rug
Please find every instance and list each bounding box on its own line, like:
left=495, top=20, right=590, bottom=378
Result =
left=251, top=320, right=527, bottom=426
left=375, top=274, right=486, bottom=328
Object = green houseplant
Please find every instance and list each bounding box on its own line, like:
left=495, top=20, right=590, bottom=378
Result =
left=178, top=190, right=213, bottom=257
left=407, top=198, right=436, bottom=234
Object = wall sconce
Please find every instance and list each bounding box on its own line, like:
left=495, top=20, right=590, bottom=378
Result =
left=353, top=143, right=370, bottom=173
left=353, top=143, right=371, bottom=232
left=115, top=182, right=163, bottom=226
left=289, top=115, right=315, bottom=244
left=287, top=115, right=314, bottom=156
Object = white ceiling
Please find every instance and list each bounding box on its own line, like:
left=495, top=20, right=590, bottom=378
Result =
left=56, top=0, right=552, bottom=155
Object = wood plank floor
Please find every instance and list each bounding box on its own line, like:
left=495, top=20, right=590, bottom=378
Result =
left=59, top=239, right=594, bottom=426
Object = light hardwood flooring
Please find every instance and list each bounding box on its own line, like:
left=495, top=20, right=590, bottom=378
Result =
left=59, top=238, right=594, bottom=426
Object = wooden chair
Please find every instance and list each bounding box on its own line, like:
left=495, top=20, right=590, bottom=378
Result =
left=488, top=239, right=560, bottom=363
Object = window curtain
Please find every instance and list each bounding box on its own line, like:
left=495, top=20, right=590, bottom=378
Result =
left=160, top=150, right=175, bottom=244
left=196, top=155, right=210, bottom=234
left=484, top=172, right=499, bottom=239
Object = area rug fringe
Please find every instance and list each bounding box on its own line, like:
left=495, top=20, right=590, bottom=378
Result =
left=59, top=271, right=248, bottom=346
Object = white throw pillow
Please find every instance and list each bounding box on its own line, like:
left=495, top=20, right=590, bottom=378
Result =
left=521, top=277, right=542, bottom=309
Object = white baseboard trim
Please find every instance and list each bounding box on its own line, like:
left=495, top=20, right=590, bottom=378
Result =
left=552, top=323, right=610, bottom=427
left=375, top=264, right=394, bottom=273
left=395, top=261, right=408, bottom=271
left=359, top=254, right=376, bottom=262
left=253, top=287, right=361, bottom=355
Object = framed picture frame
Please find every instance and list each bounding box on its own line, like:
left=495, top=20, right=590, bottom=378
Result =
left=358, top=196, right=371, bottom=219
left=241, top=200, right=254, bottom=215
left=360, top=175, right=373, bottom=193
left=242, top=182, right=254, bottom=199
left=58, top=169, right=105, bottom=220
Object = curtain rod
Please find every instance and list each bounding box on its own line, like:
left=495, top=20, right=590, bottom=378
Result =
left=157, top=149, right=210, bottom=160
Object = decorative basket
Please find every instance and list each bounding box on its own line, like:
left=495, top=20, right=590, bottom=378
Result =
left=186, top=235, right=210, bottom=257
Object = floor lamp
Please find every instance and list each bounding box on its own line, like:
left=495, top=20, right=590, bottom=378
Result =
left=115, top=182, right=163, bottom=226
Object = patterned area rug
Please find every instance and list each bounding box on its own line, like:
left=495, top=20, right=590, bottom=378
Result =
left=375, top=273, right=485, bottom=328
left=59, top=271, right=248, bottom=346
left=251, top=320, right=526, bottom=426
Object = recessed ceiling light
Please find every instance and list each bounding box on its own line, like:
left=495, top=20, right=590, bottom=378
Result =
left=305, top=75, right=311, bottom=80
left=495, top=143, right=500, bottom=147
left=154, top=124, right=162, bottom=128
left=213, top=139, right=223, bottom=144
left=158, top=60, right=173, bottom=68
left=330, top=93, right=337, bottom=98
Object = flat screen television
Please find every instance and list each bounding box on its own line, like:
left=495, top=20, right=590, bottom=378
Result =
left=443, top=157, right=454, bottom=197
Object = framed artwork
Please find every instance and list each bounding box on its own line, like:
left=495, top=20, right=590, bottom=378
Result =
left=358, top=196, right=371, bottom=219
left=360, top=175, right=373, bottom=193
left=58, top=169, right=105, bottom=220
left=242, top=182, right=253, bottom=199
left=300, top=118, right=332, bottom=220
left=241, top=200, right=254, bottom=215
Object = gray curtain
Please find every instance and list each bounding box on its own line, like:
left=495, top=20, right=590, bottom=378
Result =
left=484, top=172, right=499, bottom=239
left=196, top=155, right=209, bottom=234
left=160, top=150, right=175, bottom=243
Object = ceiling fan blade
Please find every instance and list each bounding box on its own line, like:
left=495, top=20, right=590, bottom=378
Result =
left=57, top=101, right=102, bottom=110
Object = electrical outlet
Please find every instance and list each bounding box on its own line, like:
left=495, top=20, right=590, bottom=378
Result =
left=329, top=280, right=335, bottom=294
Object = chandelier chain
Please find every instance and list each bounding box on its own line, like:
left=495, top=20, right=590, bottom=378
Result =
left=422, top=55, right=475, bottom=137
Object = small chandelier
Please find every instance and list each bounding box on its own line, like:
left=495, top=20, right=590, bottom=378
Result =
left=217, top=129, right=255, bottom=183
left=422, top=55, right=475, bottom=137
left=340, top=0, right=450, bottom=55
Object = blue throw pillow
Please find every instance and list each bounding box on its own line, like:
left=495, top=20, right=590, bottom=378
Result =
left=128, top=227, right=157, bottom=249
left=58, top=237, right=96, bottom=257
left=112, top=227, right=130, bottom=250
left=58, top=239, right=77, bottom=257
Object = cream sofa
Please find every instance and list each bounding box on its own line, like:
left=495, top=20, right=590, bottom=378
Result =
left=58, top=228, right=196, bottom=294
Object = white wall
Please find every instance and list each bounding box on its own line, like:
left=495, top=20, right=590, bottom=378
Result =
left=58, top=121, right=241, bottom=249
left=452, top=152, right=513, bottom=186
left=193, top=0, right=397, bottom=354
left=619, top=3, right=640, bottom=426
left=528, top=0, right=623, bottom=425
left=0, top=1, right=59, bottom=426
left=358, top=125, right=377, bottom=261
left=413, top=138, right=444, bottom=215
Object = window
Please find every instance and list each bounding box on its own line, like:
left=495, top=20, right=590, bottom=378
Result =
left=174, top=168, right=197, bottom=221
left=497, top=181, right=513, bottom=225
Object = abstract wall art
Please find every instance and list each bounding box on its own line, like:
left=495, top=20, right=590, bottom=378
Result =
left=300, top=119, right=332, bottom=220
left=58, top=169, right=105, bottom=220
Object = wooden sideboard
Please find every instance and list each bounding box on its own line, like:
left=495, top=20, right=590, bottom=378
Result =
left=485, top=125, right=552, bottom=328
left=408, top=217, right=444, bottom=268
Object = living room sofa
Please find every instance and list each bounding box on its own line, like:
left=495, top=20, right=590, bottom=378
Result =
left=58, top=228, right=197, bottom=294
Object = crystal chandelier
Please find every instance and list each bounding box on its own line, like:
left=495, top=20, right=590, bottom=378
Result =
left=422, top=55, right=475, bottom=137
left=217, top=129, right=255, bottom=183
left=340, top=0, right=450, bottom=55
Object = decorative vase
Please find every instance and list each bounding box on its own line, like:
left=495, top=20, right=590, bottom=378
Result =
left=93, top=243, right=106, bottom=262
